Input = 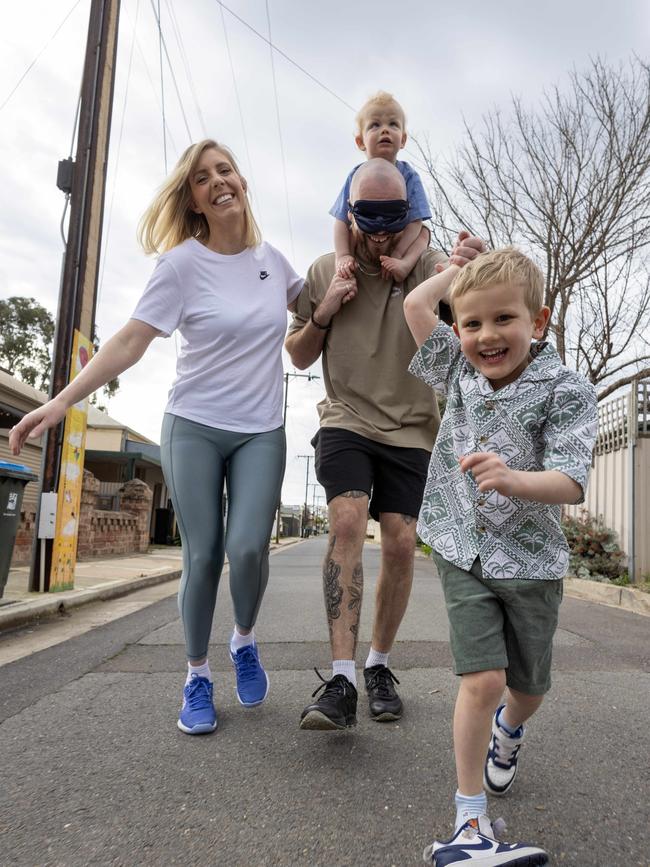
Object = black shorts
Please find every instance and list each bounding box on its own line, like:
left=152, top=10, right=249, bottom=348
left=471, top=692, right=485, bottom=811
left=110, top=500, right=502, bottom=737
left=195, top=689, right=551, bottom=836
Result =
left=312, top=427, right=430, bottom=520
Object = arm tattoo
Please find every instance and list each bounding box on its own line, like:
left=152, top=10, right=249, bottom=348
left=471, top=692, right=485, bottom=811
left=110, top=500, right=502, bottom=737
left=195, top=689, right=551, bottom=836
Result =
left=340, top=490, right=367, bottom=499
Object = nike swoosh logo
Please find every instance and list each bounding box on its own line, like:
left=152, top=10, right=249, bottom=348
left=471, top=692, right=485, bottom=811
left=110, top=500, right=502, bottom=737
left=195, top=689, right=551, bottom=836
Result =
left=259, top=271, right=269, bottom=280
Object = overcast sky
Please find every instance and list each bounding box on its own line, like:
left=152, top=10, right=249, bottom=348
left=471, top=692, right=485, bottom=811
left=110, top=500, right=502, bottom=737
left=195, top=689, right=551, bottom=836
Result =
left=1, top=0, right=648, bottom=505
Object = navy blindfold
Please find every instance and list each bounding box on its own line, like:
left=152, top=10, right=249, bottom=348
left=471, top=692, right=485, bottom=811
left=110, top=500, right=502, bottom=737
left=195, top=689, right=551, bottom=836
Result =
left=348, top=199, right=411, bottom=235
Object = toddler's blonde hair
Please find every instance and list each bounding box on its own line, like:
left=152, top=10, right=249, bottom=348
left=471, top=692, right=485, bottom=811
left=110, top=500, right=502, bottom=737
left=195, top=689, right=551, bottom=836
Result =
left=355, top=91, right=406, bottom=135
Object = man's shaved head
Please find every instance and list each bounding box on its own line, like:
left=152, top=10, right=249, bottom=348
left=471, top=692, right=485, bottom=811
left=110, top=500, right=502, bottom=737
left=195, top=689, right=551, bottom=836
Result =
left=349, top=158, right=406, bottom=203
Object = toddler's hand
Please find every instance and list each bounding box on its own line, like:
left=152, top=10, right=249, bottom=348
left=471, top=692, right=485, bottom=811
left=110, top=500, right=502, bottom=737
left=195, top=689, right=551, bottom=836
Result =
left=459, top=451, right=517, bottom=497
left=449, top=231, right=486, bottom=267
left=379, top=255, right=410, bottom=284
left=336, top=255, right=356, bottom=279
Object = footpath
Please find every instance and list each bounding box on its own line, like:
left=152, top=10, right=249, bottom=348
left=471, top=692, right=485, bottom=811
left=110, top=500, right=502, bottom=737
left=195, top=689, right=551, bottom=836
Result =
left=0, top=537, right=303, bottom=633
left=1, top=537, right=648, bottom=635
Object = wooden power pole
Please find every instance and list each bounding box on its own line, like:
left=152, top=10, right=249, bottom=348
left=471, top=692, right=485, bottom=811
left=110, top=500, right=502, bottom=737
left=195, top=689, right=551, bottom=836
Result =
left=31, top=0, right=121, bottom=591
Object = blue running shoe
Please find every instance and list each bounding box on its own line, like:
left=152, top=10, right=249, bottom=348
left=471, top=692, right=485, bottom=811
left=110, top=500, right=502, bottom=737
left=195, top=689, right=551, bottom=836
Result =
left=423, top=815, right=548, bottom=866
left=230, top=642, right=269, bottom=707
left=177, top=674, right=217, bottom=734
left=484, top=704, right=525, bottom=796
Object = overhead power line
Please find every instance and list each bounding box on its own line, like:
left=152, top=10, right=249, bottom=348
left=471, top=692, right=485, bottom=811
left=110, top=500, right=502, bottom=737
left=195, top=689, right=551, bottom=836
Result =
left=211, top=1, right=430, bottom=177
left=165, top=0, right=207, bottom=137
left=219, top=3, right=261, bottom=225
left=0, top=0, right=85, bottom=113
left=265, top=0, right=295, bottom=261
left=148, top=0, right=193, bottom=145
left=214, top=0, right=357, bottom=114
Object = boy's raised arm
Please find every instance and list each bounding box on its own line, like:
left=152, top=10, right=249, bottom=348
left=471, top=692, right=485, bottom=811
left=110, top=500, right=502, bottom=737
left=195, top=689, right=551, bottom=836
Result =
left=403, top=263, right=459, bottom=348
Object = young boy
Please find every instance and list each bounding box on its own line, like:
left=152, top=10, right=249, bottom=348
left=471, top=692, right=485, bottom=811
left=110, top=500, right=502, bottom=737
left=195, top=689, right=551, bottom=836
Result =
left=331, top=91, right=431, bottom=284
left=403, top=247, right=598, bottom=865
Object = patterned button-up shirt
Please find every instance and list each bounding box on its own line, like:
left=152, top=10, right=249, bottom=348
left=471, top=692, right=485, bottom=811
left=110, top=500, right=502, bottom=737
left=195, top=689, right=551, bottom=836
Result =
left=409, top=323, right=598, bottom=581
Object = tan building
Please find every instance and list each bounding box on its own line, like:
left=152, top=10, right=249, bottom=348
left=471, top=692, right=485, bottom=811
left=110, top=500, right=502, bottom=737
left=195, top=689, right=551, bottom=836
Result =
left=0, top=368, right=170, bottom=544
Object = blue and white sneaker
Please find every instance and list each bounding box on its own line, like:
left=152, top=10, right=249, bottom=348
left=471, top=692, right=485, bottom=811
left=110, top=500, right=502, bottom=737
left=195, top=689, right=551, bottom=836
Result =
left=423, top=815, right=548, bottom=866
left=177, top=674, right=217, bottom=734
left=484, top=705, right=525, bottom=796
left=230, top=642, right=270, bottom=707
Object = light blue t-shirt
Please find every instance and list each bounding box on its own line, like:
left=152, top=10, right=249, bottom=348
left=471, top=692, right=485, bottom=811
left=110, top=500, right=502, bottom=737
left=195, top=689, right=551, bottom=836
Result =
left=330, top=159, right=432, bottom=224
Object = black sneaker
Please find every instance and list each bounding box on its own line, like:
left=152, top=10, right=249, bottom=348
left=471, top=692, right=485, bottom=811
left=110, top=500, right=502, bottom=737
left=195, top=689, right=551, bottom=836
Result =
left=299, top=669, right=358, bottom=730
left=363, top=664, right=402, bottom=721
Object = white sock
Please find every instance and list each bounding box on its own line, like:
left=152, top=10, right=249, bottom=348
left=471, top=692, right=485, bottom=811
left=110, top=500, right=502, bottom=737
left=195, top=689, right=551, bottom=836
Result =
left=186, top=660, right=211, bottom=685
left=230, top=626, right=255, bottom=654
left=332, top=659, right=357, bottom=687
left=497, top=705, right=523, bottom=736
left=365, top=648, right=389, bottom=669
left=454, top=790, right=487, bottom=831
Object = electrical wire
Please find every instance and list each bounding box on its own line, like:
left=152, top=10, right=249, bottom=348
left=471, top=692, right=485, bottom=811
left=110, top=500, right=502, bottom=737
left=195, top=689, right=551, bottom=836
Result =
left=212, top=0, right=430, bottom=177
left=165, top=0, right=207, bottom=137
left=132, top=33, right=179, bottom=157
left=214, top=0, right=356, bottom=113
left=265, top=0, right=295, bottom=261
left=97, top=0, right=141, bottom=305
left=218, top=4, right=262, bottom=227
left=149, top=0, right=193, bottom=145
left=0, top=0, right=85, bottom=113
left=154, top=0, right=167, bottom=171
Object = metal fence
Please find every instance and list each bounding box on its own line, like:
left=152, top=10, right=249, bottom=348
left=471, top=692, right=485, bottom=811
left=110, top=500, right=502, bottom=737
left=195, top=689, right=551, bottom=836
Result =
left=566, top=379, right=650, bottom=581
left=96, top=481, right=122, bottom=511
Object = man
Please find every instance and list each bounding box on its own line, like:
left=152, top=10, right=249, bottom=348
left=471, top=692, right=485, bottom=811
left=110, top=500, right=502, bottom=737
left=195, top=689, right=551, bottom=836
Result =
left=286, top=158, right=482, bottom=730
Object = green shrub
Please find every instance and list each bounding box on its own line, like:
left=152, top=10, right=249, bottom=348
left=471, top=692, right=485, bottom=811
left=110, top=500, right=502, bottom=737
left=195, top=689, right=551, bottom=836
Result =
left=562, top=511, right=626, bottom=583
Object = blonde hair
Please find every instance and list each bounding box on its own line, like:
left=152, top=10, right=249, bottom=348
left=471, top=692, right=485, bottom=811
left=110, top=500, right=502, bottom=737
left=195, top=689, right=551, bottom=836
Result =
left=449, top=247, right=545, bottom=318
left=138, top=139, right=262, bottom=254
left=355, top=91, right=406, bottom=134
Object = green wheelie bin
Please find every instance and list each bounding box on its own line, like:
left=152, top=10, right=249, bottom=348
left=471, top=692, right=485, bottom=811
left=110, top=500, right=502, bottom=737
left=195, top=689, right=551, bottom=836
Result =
left=0, top=460, right=38, bottom=598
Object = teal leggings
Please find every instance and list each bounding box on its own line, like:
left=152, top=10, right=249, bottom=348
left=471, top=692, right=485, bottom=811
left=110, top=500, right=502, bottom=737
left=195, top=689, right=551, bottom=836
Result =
left=161, top=413, right=286, bottom=661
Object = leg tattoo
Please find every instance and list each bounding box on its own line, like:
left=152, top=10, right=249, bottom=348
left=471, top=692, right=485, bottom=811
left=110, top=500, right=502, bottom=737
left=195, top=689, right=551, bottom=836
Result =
left=400, top=514, right=415, bottom=525
left=340, top=490, right=367, bottom=499
left=323, top=535, right=343, bottom=638
left=348, top=561, right=363, bottom=653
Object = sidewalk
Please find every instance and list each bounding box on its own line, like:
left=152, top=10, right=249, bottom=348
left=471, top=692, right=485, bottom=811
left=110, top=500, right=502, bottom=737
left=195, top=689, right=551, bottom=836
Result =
left=0, top=537, right=302, bottom=632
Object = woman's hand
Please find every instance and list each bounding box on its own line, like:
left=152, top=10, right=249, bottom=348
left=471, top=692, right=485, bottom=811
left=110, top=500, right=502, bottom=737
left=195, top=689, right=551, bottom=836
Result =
left=9, top=396, right=68, bottom=455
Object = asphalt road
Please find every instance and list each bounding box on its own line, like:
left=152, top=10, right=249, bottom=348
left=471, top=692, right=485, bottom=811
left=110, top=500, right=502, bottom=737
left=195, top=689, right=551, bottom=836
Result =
left=0, top=537, right=648, bottom=867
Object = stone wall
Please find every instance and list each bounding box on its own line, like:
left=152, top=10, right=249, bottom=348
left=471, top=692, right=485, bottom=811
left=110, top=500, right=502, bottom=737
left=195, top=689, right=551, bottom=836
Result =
left=10, top=470, right=153, bottom=566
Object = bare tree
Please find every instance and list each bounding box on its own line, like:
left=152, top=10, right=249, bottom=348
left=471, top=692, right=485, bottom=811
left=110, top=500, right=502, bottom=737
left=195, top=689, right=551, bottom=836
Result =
left=416, top=57, right=650, bottom=400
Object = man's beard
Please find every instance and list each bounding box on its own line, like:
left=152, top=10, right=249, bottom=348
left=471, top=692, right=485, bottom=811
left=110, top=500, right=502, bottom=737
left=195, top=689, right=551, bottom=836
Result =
left=354, top=229, right=399, bottom=264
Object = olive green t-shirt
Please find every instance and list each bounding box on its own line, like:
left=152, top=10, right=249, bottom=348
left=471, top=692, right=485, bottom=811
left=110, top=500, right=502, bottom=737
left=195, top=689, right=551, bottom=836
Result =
left=287, top=248, right=447, bottom=451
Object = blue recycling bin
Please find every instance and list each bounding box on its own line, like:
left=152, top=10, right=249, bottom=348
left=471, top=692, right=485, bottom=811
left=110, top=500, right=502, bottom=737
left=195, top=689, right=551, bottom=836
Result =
left=0, top=460, right=38, bottom=598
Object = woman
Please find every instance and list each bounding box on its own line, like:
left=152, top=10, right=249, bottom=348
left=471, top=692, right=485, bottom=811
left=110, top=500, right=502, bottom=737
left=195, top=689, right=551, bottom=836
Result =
left=10, top=140, right=303, bottom=734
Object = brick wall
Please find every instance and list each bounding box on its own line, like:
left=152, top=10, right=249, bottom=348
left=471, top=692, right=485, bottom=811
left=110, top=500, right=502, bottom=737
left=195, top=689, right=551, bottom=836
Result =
left=11, top=510, right=36, bottom=565
left=10, top=470, right=154, bottom=566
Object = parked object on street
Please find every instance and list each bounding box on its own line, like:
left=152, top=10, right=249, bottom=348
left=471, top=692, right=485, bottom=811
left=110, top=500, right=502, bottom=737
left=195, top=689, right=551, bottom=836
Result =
left=0, top=461, right=38, bottom=598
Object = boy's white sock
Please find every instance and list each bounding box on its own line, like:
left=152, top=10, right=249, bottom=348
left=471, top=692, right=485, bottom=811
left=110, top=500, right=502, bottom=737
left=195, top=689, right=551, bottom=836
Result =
left=332, top=659, right=357, bottom=687
left=365, top=648, right=389, bottom=669
left=497, top=705, right=523, bottom=735
left=454, top=790, right=488, bottom=831
left=186, top=660, right=212, bottom=685
left=230, top=627, right=255, bottom=655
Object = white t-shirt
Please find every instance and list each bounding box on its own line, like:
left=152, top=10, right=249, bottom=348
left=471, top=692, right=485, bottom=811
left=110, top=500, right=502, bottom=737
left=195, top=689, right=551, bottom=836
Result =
left=131, top=238, right=304, bottom=432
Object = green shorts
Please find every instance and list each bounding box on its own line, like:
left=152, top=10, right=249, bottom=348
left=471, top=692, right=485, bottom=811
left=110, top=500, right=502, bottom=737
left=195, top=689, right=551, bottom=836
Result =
left=433, top=552, right=563, bottom=695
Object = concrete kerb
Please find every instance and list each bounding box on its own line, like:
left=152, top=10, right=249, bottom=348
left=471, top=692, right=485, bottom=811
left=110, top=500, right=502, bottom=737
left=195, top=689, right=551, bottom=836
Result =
left=564, top=576, right=650, bottom=617
left=420, top=546, right=650, bottom=618
left=0, top=538, right=305, bottom=634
